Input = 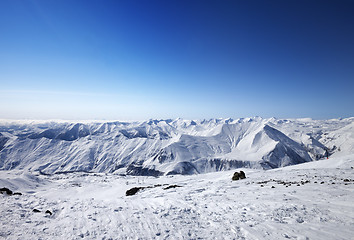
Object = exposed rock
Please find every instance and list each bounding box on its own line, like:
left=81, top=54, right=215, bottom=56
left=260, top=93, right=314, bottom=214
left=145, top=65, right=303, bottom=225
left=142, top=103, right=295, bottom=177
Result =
left=239, top=171, right=246, bottom=179
left=163, top=185, right=181, bottom=190
left=126, top=165, right=163, bottom=177
left=33, top=209, right=41, bottom=213
left=0, top=187, right=13, bottom=195
left=232, top=172, right=240, bottom=181
left=126, top=187, right=144, bottom=196
left=232, top=171, right=246, bottom=181
left=126, top=184, right=183, bottom=196
left=45, top=210, right=52, bottom=215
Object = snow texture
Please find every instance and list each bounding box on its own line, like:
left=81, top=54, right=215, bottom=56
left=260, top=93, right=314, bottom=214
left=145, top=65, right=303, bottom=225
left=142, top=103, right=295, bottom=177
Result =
left=0, top=154, right=353, bottom=239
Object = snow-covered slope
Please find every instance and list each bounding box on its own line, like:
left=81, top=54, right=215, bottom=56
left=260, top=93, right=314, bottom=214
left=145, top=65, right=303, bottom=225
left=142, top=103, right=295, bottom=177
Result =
left=321, top=121, right=354, bottom=157
left=1, top=154, right=353, bottom=239
left=0, top=117, right=353, bottom=175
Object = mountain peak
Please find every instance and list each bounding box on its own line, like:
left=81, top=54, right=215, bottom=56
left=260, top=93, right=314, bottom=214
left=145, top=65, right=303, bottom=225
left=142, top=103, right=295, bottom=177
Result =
left=0, top=118, right=353, bottom=175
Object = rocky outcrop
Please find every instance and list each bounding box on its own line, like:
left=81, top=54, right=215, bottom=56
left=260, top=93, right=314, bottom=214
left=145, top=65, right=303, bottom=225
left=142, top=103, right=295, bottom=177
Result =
left=232, top=171, right=246, bottom=181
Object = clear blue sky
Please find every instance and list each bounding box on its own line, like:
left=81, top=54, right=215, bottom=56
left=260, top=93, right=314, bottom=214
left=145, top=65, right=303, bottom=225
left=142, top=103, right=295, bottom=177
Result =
left=1, top=0, right=353, bottom=120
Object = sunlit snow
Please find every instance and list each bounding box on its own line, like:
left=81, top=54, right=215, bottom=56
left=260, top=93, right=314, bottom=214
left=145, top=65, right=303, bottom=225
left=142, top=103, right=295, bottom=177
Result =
left=1, top=117, right=354, bottom=239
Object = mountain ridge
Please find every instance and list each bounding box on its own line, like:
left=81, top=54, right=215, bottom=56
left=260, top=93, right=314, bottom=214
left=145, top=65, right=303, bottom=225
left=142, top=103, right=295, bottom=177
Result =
left=0, top=117, right=353, bottom=175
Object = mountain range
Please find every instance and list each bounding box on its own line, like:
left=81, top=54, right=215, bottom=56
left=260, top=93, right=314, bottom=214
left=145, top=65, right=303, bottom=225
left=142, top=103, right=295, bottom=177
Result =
left=0, top=117, right=353, bottom=175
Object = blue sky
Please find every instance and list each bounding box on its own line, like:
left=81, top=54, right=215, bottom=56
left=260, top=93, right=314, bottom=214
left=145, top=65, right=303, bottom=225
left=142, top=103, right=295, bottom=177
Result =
left=1, top=0, right=353, bottom=120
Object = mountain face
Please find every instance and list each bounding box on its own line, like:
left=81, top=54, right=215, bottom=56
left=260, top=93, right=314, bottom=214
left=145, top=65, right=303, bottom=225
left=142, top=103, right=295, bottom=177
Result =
left=0, top=117, right=353, bottom=175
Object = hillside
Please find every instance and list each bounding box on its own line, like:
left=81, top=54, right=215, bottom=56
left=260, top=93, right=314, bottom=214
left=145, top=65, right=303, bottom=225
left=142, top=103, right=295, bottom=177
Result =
left=0, top=154, right=353, bottom=239
left=0, top=117, right=353, bottom=175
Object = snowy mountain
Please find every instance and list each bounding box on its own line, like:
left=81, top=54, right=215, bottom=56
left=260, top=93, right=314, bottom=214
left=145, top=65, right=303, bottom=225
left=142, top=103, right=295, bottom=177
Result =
left=1, top=117, right=354, bottom=239
left=0, top=117, right=353, bottom=175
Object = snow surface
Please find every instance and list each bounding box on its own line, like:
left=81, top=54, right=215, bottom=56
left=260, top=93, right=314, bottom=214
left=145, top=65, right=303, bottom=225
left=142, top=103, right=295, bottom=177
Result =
left=1, top=117, right=354, bottom=239
left=1, top=154, right=354, bottom=239
left=1, top=117, right=353, bottom=175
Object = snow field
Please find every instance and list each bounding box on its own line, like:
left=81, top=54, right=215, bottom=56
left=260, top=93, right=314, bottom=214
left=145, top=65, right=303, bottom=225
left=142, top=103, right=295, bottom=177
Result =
left=1, top=156, right=354, bottom=239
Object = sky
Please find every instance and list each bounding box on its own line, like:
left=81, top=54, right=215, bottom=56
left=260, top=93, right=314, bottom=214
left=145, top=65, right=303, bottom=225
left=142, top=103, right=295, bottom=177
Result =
left=0, top=0, right=353, bottom=120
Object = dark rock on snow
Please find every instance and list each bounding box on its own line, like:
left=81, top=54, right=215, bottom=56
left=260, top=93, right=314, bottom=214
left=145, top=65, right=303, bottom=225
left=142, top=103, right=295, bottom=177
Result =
left=126, top=184, right=184, bottom=196
left=163, top=185, right=181, bottom=190
left=45, top=210, right=53, bottom=215
left=232, top=172, right=240, bottom=181
left=232, top=171, right=246, bottom=181
left=0, top=187, right=13, bottom=195
left=126, top=187, right=144, bottom=196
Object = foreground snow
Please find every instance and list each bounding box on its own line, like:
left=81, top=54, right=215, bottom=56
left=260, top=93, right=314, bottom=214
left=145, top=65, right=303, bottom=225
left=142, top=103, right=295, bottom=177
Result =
left=1, top=155, right=353, bottom=239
